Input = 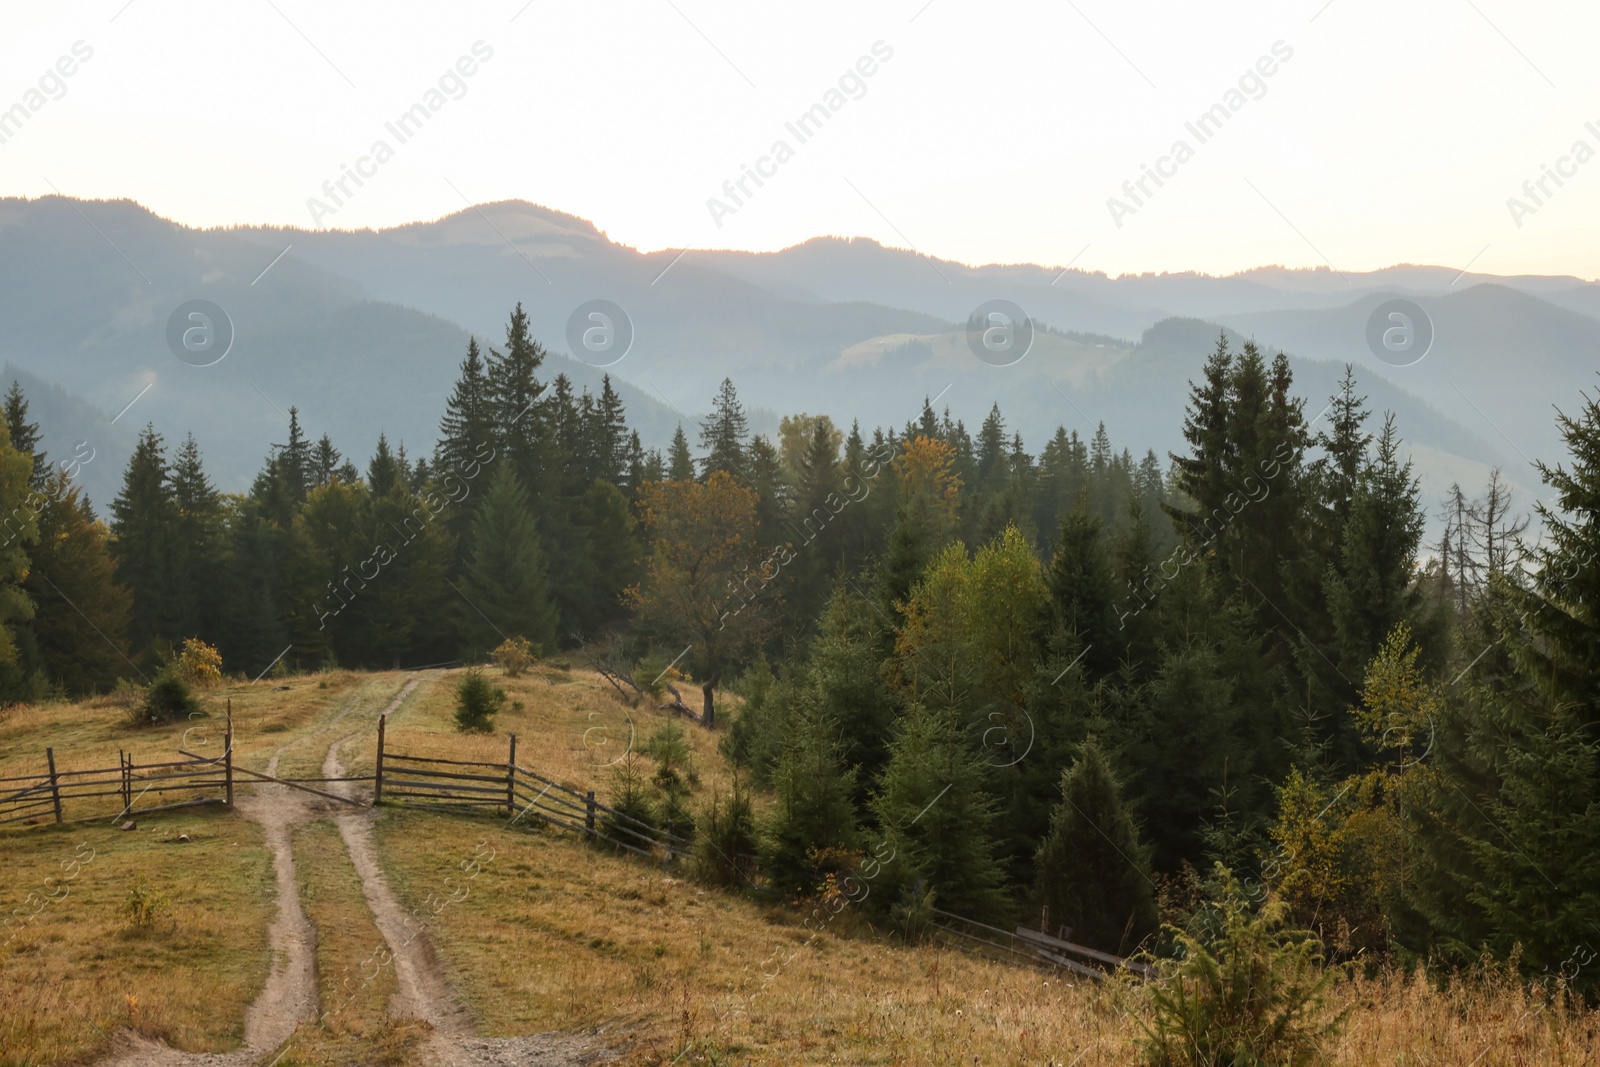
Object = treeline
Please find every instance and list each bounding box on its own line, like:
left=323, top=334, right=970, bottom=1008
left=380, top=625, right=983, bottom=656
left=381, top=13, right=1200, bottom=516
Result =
left=7, top=302, right=1597, bottom=993
left=638, top=333, right=1600, bottom=994
left=0, top=302, right=1165, bottom=694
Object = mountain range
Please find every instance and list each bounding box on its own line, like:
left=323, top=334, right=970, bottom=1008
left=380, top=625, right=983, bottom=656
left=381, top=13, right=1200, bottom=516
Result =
left=2, top=195, right=1594, bottom=528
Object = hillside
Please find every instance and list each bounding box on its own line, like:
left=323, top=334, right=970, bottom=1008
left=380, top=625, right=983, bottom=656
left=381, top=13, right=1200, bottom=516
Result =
left=3, top=665, right=1599, bottom=1066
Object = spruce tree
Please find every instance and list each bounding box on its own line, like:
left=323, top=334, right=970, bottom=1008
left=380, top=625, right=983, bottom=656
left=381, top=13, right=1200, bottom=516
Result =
left=109, top=425, right=181, bottom=653
left=26, top=472, right=132, bottom=694
left=367, top=433, right=404, bottom=497
left=0, top=418, right=37, bottom=693
left=765, top=703, right=862, bottom=896
left=170, top=433, right=224, bottom=639
left=1321, top=415, right=1427, bottom=766
left=484, top=303, right=550, bottom=497
left=1047, top=505, right=1118, bottom=679
left=4, top=381, right=47, bottom=490
left=595, top=374, right=630, bottom=485
left=1035, top=737, right=1159, bottom=954
left=457, top=463, right=558, bottom=657
left=699, top=377, right=749, bottom=480
left=871, top=700, right=1007, bottom=920
left=1517, top=383, right=1600, bottom=718
left=667, top=424, right=695, bottom=481
left=311, top=434, right=342, bottom=487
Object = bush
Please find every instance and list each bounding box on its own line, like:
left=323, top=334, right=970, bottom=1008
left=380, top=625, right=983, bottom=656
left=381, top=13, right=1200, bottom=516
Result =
left=1139, top=865, right=1345, bottom=1067
left=491, top=636, right=538, bottom=677
left=693, top=777, right=760, bottom=888
left=603, top=751, right=660, bottom=846
left=124, top=878, right=169, bottom=928
left=130, top=670, right=203, bottom=727
left=176, top=637, right=223, bottom=688
left=453, top=668, right=505, bottom=733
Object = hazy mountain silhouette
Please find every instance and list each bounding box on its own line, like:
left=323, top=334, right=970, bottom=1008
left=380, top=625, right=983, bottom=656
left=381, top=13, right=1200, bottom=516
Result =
left=3, top=195, right=1592, bottom=520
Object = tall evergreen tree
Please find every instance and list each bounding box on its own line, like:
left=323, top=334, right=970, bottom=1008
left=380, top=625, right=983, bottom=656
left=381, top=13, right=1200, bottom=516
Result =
left=871, top=701, right=1008, bottom=920
left=457, top=463, right=559, bottom=657
left=699, top=378, right=749, bottom=480
left=109, top=426, right=181, bottom=654
left=484, top=303, right=550, bottom=497
left=1035, top=737, right=1159, bottom=954
left=667, top=425, right=695, bottom=482
left=4, top=381, right=47, bottom=490
left=26, top=472, right=132, bottom=694
left=765, top=704, right=862, bottom=896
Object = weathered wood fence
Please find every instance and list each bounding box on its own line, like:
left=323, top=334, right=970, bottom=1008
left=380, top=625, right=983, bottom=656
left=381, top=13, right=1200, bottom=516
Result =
left=0, top=719, right=235, bottom=827
left=375, top=714, right=689, bottom=861
left=2, top=710, right=687, bottom=864
left=930, top=908, right=1153, bottom=981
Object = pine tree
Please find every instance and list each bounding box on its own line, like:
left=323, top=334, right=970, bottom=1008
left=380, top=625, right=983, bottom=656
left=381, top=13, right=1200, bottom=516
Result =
left=1047, top=505, right=1117, bottom=679
left=0, top=417, right=37, bottom=694
left=765, top=704, right=862, bottom=896
left=667, top=425, right=695, bottom=482
left=279, top=407, right=313, bottom=507
left=1517, top=384, right=1600, bottom=718
left=699, top=378, right=749, bottom=480
left=109, top=425, right=180, bottom=653
left=170, top=433, right=224, bottom=639
left=312, top=434, right=342, bottom=487
left=4, top=381, right=47, bottom=490
left=25, top=471, right=132, bottom=694
left=572, top=479, right=638, bottom=634
left=457, top=463, right=559, bottom=657
left=484, top=303, right=550, bottom=497
left=1035, top=737, right=1159, bottom=954
left=808, top=584, right=900, bottom=798
left=871, top=701, right=1007, bottom=920
left=1321, top=415, right=1427, bottom=766
left=367, top=433, right=405, bottom=497
left=595, top=374, right=630, bottom=485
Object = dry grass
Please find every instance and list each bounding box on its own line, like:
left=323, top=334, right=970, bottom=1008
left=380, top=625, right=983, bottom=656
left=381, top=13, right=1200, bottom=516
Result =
left=357, top=664, right=741, bottom=805
left=0, top=669, right=384, bottom=824
left=366, top=802, right=1600, bottom=1066
left=0, top=808, right=274, bottom=1067
left=6, top=668, right=1600, bottom=1065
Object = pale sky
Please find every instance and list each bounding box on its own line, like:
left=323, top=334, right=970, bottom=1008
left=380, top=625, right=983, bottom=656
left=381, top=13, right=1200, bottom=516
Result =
left=4, top=0, right=1600, bottom=279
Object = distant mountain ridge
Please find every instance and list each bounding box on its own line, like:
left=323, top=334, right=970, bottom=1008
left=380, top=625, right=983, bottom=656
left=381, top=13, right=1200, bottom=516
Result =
left=2, top=196, right=1592, bottom=524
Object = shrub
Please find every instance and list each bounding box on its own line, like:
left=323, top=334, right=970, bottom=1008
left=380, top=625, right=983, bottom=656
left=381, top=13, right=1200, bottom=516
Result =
left=453, top=668, right=505, bottom=733
left=491, top=636, right=538, bottom=677
left=124, top=878, right=169, bottom=928
left=693, top=777, right=760, bottom=888
left=603, top=751, right=660, bottom=846
left=130, top=670, right=203, bottom=727
left=1139, top=865, right=1345, bottom=1067
left=176, top=637, right=223, bottom=688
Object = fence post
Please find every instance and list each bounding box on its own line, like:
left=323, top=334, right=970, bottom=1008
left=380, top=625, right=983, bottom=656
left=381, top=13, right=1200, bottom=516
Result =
left=45, top=747, right=62, bottom=824
left=374, top=714, right=385, bottom=805
left=506, top=733, right=517, bottom=818
left=120, top=751, right=131, bottom=815
left=585, top=790, right=596, bottom=835
left=224, top=703, right=234, bottom=808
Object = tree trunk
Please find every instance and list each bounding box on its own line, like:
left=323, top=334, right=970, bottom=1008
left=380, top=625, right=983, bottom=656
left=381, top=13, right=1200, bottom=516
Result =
left=701, top=681, right=716, bottom=730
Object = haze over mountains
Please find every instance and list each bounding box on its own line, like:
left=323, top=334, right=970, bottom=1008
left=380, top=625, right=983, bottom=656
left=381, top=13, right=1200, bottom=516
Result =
left=2, top=195, right=1594, bottom=522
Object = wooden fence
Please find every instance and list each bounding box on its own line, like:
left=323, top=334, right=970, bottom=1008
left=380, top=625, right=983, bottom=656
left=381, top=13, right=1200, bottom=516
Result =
left=930, top=908, right=1153, bottom=981
left=0, top=720, right=234, bottom=827
left=375, top=714, right=690, bottom=861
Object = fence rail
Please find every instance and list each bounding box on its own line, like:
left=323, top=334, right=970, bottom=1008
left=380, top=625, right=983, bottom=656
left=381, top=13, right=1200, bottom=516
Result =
left=929, top=908, right=1151, bottom=981
left=2, top=706, right=687, bottom=867
left=375, top=714, right=689, bottom=862
left=0, top=721, right=235, bottom=827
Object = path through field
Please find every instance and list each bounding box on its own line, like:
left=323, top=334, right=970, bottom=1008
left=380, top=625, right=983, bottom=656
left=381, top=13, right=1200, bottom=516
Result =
left=98, top=675, right=610, bottom=1067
